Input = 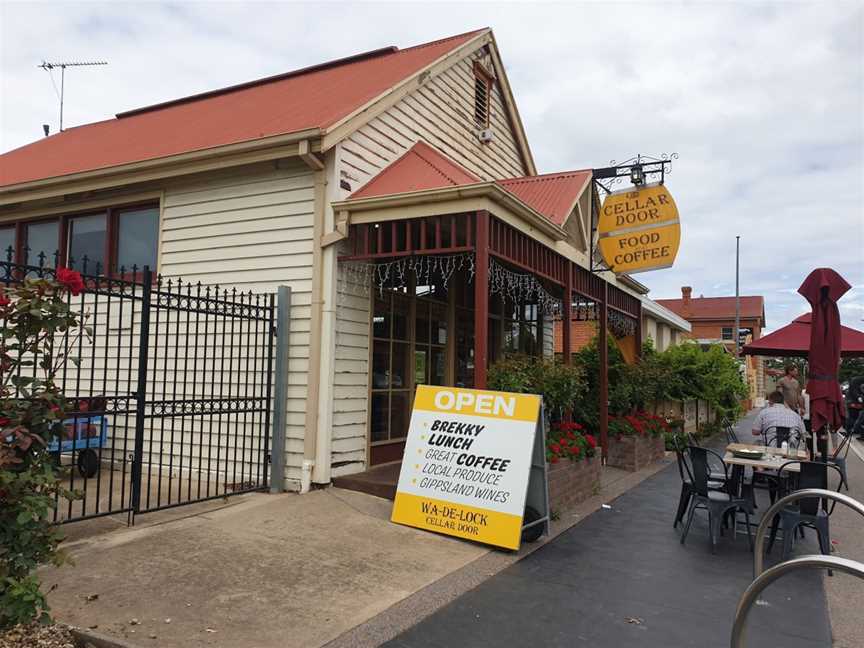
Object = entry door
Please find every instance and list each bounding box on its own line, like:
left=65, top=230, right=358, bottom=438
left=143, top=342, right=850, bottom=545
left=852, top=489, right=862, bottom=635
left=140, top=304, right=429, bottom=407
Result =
left=368, top=282, right=451, bottom=465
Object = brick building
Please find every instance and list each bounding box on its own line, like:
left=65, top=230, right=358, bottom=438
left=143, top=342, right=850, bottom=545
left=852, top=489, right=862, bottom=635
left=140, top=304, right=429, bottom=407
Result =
left=656, top=286, right=767, bottom=401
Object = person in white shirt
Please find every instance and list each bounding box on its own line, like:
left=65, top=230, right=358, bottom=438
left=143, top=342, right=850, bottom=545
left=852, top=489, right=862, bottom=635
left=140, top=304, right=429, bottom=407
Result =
left=752, top=390, right=807, bottom=445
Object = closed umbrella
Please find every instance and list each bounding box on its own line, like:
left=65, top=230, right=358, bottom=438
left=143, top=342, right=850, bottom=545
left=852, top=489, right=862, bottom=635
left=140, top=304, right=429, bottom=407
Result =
left=798, top=268, right=851, bottom=460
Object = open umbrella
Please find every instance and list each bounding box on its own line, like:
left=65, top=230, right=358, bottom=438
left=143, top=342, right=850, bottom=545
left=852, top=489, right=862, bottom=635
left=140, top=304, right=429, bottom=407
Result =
left=798, top=268, right=851, bottom=453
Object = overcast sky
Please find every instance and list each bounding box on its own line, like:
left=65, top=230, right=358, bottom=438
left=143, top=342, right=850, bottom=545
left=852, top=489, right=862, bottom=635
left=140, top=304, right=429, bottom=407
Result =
left=1, top=1, right=862, bottom=332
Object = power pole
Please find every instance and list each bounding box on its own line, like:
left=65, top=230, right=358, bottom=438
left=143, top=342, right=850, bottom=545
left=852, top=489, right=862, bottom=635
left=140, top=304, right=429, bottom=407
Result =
left=734, top=235, right=741, bottom=358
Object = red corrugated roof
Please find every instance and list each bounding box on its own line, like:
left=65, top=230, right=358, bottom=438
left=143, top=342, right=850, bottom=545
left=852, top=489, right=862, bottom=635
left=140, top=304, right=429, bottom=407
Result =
left=349, top=141, right=588, bottom=225
left=0, top=29, right=485, bottom=188
left=496, top=171, right=590, bottom=226
left=656, top=295, right=765, bottom=322
left=350, top=141, right=480, bottom=198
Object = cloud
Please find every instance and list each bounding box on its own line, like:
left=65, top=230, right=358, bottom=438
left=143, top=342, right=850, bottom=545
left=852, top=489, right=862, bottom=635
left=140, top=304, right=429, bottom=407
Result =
left=1, top=1, right=862, bottom=330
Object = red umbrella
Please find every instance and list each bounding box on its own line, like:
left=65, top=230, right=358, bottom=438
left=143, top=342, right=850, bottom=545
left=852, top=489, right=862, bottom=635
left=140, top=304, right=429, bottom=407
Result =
left=742, top=313, right=864, bottom=358
left=798, top=268, right=852, bottom=435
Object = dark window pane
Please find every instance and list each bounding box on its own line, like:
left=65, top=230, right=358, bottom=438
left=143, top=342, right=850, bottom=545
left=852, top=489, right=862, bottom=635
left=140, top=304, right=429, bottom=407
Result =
left=370, top=394, right=389, bottom=442
left=415, top=302, right=430, bottom=344
left=455, top=310, right=474, bottom=388
left=372, top=341, right=390, bottom=389
left=68, top=214, right=106, bottom=271
left=25, top=221, right=59, bottom=266
left=391, top=341, right=410, bottom=388
left=373, top=296, right=390, bottom=339
left=390, top=392, right=410, bottom=440
left=117, top=208, right=158, bottom=271
left=392, top=295, right=409, bottom=340
left=430, top=347, right=447, bottom=386
left=431, top=303, right=448, bottom=345
left=0, top=228, right=14, bottom=261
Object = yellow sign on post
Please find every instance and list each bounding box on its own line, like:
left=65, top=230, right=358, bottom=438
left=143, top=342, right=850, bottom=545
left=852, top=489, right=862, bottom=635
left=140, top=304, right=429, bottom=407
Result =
left=391, top=385, right=544, bottom=551
left=597, top=183, right=680, bottom=274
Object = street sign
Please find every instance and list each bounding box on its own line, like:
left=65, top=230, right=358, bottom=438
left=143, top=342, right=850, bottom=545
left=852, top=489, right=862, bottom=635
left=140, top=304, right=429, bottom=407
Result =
left=391, top=385, right=547, bottom=551
left=597, top=183, right=680, bottom=274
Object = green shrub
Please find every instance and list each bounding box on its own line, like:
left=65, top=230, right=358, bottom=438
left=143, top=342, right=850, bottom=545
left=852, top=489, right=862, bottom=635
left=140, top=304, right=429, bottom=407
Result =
left=488, top=355, right=585, bottom=420
left=1, top=273, right=84, bottom=628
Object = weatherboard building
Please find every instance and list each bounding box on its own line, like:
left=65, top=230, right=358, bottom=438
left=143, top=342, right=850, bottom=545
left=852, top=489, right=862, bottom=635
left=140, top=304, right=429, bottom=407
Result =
left=0, top=29, right=689, bottom=493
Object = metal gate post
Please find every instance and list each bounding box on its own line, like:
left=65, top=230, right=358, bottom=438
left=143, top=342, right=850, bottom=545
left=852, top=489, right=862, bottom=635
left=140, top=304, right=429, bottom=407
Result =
left=130, top=268, right=152, bottom=519
left=269, top=286, right=291, bottom=493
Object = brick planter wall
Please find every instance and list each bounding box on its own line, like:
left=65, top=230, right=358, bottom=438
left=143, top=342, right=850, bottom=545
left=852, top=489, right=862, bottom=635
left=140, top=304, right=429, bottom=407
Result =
left=606, top=434, right=665, bottom=472
left=547, top=457, right=601, bottom=513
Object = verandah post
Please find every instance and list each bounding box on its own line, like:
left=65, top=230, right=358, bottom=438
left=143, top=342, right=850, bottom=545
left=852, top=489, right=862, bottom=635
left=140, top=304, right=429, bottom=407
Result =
left=563, top=263, right=572, bottom=365
left=599, top=281, right=609, bottom=463
left=474, top=210, right=490, bottom=389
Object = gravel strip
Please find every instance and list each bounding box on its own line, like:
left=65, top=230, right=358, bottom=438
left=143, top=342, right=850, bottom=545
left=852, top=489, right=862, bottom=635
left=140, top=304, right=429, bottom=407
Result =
left=0, top=624, right=77, bottom=648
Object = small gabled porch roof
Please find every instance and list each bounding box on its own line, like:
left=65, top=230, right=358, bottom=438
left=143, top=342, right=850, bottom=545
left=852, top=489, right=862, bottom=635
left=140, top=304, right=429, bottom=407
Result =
left=346, top=141, right=591, bottom=230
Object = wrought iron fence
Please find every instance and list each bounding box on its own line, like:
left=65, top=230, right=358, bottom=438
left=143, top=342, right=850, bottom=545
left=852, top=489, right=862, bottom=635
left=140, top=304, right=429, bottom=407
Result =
left=1, top=252, right=276, bottom=524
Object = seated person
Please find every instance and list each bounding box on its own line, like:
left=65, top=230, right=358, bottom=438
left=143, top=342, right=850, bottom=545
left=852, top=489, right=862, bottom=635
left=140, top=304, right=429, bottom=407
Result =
left=752, top=390, right=807, bottom=446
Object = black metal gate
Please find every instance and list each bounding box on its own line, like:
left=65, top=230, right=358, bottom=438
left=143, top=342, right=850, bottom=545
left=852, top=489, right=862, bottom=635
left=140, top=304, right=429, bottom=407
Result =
left=2, top=256, right=276, bottom=524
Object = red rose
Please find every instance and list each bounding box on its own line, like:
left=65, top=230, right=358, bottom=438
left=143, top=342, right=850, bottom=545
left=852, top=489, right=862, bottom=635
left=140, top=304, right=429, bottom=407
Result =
left=56, top=267, right=85, bottom=296
left=585, top=434, right=597, bottom=449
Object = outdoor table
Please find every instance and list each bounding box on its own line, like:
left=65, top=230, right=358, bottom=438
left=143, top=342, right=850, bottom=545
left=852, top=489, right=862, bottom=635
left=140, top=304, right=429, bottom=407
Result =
left=724, top=443, right=808, bottom=473
left=722, top=443, right=810, bottom=540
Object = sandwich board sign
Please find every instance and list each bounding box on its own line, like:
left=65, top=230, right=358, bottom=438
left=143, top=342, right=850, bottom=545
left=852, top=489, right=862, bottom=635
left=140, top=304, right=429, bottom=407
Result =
left=390, top=385, right=549, bottom=551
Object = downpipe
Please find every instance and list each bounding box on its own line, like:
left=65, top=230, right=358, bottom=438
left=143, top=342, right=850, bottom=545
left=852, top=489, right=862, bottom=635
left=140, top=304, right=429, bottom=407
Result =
left=300, top=460, right=315, bottom=494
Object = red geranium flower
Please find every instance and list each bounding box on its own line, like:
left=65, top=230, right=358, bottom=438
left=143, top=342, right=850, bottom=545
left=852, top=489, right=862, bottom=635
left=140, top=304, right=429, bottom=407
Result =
left=574, top=423, right=583, bottom=430
left=56, top=267, right=85, bottom=296
left=567, top=432, right=576, bottom=441
left=569, top=444, right=581, bottom=456
left=550, top=443, right=561, bottom=454
left=550, top=455, right=559, bottom=464
left=0, top=290, right=10, bottom=308
left=585, top=434, right=597, bottom=449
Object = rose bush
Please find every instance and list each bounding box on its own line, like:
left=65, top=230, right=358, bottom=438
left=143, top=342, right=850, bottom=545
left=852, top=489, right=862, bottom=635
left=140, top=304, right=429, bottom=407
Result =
left=1, top=270, right=85, bottom=628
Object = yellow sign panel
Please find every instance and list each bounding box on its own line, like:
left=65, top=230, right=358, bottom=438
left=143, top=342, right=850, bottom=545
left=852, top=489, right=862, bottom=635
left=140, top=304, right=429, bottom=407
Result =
left=598, top=183, right=680, bottom=274
left=391, top=386, right=541, bottom=550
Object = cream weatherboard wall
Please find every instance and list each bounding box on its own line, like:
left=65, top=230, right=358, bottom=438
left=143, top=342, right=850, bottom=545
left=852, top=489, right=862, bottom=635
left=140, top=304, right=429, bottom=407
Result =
left=329, top=45, right=532, bottom=477
left=159, top=159, right=316, bottom=488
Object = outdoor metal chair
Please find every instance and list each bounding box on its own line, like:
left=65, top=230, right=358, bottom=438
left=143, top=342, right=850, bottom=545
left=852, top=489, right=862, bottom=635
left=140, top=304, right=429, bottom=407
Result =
left=762, top=425, right=796, bottom=449
left=724, top=418, right=740, bottom=444
left=672, top=439, right=725, bottom=528
left=766, top=461, right=844, bottom=563
left=680, top=446, right=753, bottom=554
left=829, top=431, right=852, bottom=491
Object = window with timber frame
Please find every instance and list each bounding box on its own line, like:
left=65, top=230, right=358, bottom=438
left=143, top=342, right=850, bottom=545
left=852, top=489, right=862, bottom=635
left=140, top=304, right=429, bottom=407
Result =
left=1, top=203, right=159, bottom=274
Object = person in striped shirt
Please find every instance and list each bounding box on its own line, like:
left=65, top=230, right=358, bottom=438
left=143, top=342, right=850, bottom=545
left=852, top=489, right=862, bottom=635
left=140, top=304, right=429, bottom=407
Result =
left=752, top=390, right=807, bottom=445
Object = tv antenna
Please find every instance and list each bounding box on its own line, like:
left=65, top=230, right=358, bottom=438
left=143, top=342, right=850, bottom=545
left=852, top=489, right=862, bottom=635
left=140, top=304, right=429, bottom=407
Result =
left=38, top=59, right=107, bottom=132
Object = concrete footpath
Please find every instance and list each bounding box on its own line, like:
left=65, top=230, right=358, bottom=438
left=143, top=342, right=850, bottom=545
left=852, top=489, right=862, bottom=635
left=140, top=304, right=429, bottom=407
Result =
left=384, top=412, right=834, bottom=648
left=42, top=488, right=488, bottom=648
left=42, top=441, right=671, bottom=647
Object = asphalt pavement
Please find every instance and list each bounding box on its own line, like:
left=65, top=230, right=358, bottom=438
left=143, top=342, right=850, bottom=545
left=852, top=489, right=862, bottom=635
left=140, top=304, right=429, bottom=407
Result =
left=385, top=413, right=832, bottom=648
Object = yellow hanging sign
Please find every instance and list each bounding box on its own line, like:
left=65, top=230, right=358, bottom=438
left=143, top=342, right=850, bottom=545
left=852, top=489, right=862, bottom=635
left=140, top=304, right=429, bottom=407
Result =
left=597, top=183, right=680, bottom=274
